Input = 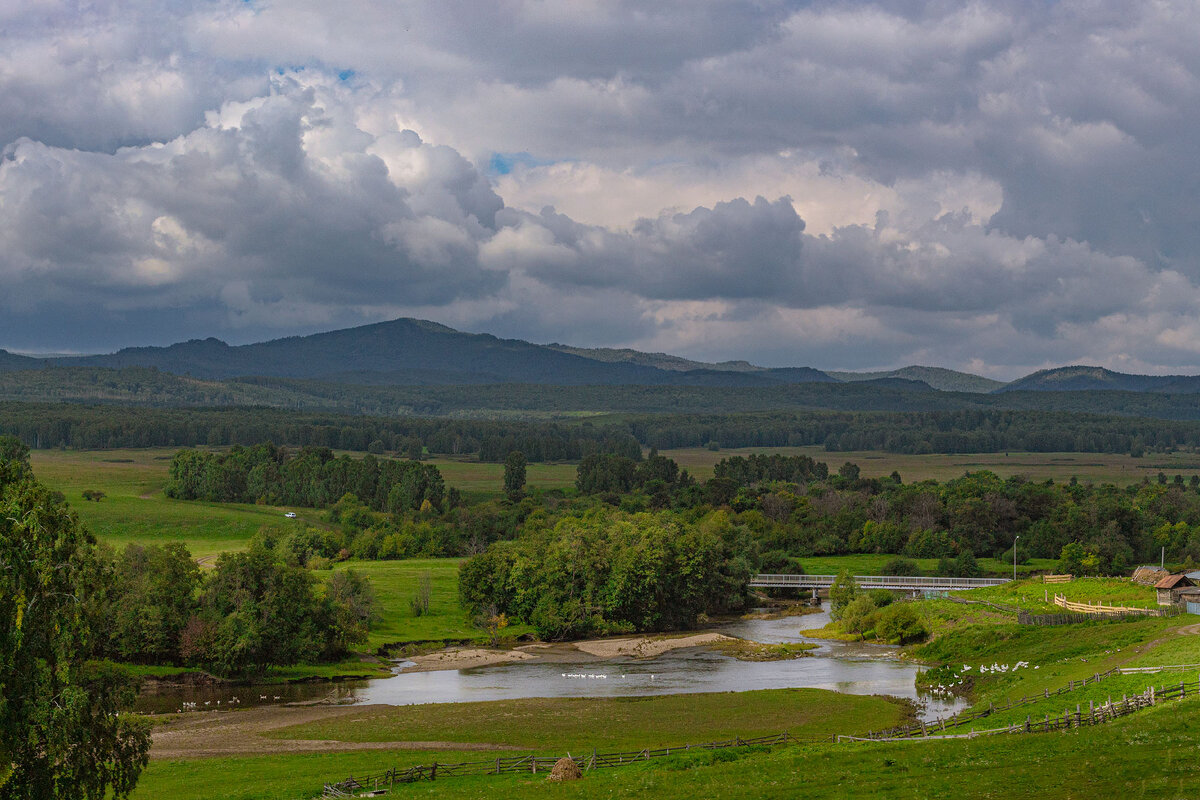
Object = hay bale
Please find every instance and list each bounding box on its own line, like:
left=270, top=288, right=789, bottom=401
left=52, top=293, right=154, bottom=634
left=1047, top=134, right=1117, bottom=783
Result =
left=547, top=757, right=582, bottom=782
left=1132, top=566, right=1169, bottom=586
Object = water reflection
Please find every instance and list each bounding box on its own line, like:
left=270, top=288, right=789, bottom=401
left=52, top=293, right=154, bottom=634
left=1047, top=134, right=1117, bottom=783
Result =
left=137, top=604, right=968, bottom=721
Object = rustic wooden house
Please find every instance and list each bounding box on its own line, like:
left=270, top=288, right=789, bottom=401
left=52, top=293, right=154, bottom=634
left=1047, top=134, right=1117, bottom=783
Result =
left=1155, top=573, right=1195, bottom=605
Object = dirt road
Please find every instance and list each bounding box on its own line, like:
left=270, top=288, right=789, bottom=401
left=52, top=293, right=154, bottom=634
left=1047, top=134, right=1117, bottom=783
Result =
left=151, top=704, right=510, bottom=760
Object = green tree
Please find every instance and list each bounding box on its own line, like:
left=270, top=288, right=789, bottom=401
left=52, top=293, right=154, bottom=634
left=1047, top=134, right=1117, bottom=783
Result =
left=829, top=570, right=859, bottom=620
left=1058, top=542, right=1086, bottom=575
left=0, top=449, right=151, bottom=799
left=503, top=451, right=527, bottom=502
left=954, top=549, right=980, bottom=578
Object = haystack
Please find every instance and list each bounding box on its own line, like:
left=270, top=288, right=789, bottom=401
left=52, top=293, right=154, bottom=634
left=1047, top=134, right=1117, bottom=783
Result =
left=1132, top=565, right=1169, bottom=586
left=547, top=757, right=583, bottom=782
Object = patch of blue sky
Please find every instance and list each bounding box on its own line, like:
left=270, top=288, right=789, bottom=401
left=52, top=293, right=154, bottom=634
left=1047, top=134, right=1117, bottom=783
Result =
left=487, top=152, right=568, bottom=176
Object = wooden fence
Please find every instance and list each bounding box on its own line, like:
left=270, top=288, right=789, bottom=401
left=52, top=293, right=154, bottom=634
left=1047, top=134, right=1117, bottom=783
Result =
left=841, top=682, right=1188, bottom=741
left=1042, top=574, right=1073, bottom=584
left=323, top=731, right=827, bottom=796
left=1053, top=593, right=1162, bottom=615
left=323, top=669, right=1200, bottom=796
left=1019, top=607, right=1179, bottom=625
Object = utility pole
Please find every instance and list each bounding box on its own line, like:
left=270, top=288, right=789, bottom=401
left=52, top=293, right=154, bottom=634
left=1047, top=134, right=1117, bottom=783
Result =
left=1014, top=535, right=1019, bottom=582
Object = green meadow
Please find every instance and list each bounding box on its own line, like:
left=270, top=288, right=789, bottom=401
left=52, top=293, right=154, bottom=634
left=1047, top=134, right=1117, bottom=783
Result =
left=130, top=691, right=1200, bottom=800
left=321, top=559, right=535, bottom=650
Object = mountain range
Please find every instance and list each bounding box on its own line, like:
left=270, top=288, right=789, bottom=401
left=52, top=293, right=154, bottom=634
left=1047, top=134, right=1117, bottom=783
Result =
left=2, top=317, right=1200, bottom=395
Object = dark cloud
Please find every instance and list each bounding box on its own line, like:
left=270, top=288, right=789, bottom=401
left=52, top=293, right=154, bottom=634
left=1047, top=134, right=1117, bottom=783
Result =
left=3, top=0, right=1200, bottom=377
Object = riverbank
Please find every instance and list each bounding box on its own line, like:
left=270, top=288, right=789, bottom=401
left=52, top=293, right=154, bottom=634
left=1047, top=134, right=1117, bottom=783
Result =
left=399, top=624, right=830, bottom=672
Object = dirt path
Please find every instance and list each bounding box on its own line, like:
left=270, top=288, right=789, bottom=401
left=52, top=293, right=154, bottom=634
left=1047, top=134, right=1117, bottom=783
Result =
left=151, top=704, right=511, bottom=760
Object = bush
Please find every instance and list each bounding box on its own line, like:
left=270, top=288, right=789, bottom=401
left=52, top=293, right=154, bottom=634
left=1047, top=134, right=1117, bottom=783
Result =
left=881, top=557, right=920, bottom=576
left=840, top=595, right=878, bottom=634
left=874, top=603, right=929, bottom=645
left=867, top=588, right=895, bottom=608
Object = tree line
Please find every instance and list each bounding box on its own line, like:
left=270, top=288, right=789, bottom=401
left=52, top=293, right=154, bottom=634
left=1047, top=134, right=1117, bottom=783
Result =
left=8, top=400, right=1200, bottom=461
left=164, top=444, right=447, bottom=512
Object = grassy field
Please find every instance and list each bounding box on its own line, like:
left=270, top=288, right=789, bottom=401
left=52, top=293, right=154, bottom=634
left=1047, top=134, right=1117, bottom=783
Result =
left=322, top=559, right=534, bottom=650
left=30, top=448, right=308, bottom=558
left=669, top=445, right=1200, bottom=486
left=791, top=554, right=1058, bottom=578
left=960, top=576, right=1159, bottom=612
left=130, top=693, right=1200, bottom=799
left=28, top=445, right=1200, bottom=560
left=28, top=448, right=580, bottom=555
left=267, top=689, right=904, bottom=751
left=132, top=689, right=907, bottom=800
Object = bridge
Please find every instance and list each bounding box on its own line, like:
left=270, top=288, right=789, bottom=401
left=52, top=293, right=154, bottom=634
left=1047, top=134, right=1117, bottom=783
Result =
left=749, top=574, right=1010, bottom=591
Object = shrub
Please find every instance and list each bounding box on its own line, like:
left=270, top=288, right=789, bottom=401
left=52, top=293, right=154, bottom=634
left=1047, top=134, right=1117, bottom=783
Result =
left=840, top=595, right=878, bottom=634
left=881, top=557, right=920, bottom=576
left=874, top=603, right=929, bottom=645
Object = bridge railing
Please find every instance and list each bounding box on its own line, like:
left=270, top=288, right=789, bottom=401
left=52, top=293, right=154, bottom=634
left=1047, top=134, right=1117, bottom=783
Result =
left=748, top=574, right=1010, bottom=589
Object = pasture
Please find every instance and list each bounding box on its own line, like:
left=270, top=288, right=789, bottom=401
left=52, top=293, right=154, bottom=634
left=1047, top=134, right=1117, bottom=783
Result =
left=668, top=445, right=1200, bottom=486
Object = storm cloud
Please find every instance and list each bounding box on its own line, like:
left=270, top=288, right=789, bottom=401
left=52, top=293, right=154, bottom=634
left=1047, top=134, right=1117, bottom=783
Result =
left=2, top=0, right=1199, bottom=377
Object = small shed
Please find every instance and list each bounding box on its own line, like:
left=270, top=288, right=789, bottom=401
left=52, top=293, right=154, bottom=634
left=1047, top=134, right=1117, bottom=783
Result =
left=1155, top=573, right=1195, bottom=605
left=1179, top=587, right=1200, bottom=615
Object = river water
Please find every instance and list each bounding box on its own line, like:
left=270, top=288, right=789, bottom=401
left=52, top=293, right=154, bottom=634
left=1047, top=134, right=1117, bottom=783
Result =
left=137, top=605, right=967, bottom=721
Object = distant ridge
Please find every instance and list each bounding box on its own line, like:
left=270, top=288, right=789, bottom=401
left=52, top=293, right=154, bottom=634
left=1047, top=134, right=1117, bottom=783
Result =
left=827, top=366, right=1005, bottom=394
left=7, top=320, right=1200, bottom=395
left=546, top=344, right=762, bottom=373
left=0, top=349, right=41, bottom=373
left=28, top=318, right=837, bottom=388
left=997, top=366, right=1200, bottom=394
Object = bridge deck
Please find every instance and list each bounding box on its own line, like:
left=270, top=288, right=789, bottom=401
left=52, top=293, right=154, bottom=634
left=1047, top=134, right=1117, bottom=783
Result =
left=749, top=574, right=1010, bottom=591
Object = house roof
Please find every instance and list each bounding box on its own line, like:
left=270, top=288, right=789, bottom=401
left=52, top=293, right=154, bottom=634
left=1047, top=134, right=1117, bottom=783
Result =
left=1154, top=574, right=1195, bottom=590
left=1176, top=587, right=1200, bottom=596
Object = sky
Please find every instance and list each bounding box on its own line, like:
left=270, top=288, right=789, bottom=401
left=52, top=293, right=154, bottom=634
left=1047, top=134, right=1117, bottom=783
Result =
left=2, top=0, right=1199, bottom=379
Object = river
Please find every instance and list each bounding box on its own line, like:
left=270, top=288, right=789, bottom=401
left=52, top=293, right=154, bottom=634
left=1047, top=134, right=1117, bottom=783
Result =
left=136, top=604, right=968, bottom=721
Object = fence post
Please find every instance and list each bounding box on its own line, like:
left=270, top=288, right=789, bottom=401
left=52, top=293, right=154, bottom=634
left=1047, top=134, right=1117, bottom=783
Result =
left=430, top=762, right=437, bottom=781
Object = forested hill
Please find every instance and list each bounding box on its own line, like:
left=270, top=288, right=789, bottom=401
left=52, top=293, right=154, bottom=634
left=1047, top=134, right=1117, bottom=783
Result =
left=827, top=366, right=1005, bottom=393
left=14, top=318, right=837, bottom=388
left=0, top=349, right=40, bottom=371
left=6, top=318, right=1200, bottom=396
left=999, top=366, right=1200, bottom=394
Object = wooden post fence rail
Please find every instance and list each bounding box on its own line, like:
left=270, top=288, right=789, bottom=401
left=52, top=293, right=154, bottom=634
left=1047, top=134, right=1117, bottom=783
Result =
left=321, top=674, right=1200, bottom=796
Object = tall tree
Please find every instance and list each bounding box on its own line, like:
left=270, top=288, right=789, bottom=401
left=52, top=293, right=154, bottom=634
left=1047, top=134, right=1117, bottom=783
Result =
left=503, top=451, right=527, bottom=502
left=0, top=437, right=151, bottom=799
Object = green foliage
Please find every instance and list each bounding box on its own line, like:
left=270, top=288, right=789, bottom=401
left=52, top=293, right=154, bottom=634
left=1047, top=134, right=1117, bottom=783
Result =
left=165, top=445, right=445, bottom=514
left=881, top=556, right=920, bottom=576
left=185, top=544, right=367, bottom=676
left=459, top=509, right=753, bottom=639
left=873, top=603, right=929, bottom=644
left=828, top=570, right=859, bottom=620
left=0, top=455, right=150, bottom=799
left=839, top=595, right=878, bottom=634
left=503, top=451, right=527, bottom=502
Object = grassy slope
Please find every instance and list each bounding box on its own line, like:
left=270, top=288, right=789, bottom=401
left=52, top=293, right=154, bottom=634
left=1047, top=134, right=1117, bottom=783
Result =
left=792, top=554, right=1057, bottom=577
left=30, top=449, right=307, bottom=558
left=962, top=576, right=1160, bottom=612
